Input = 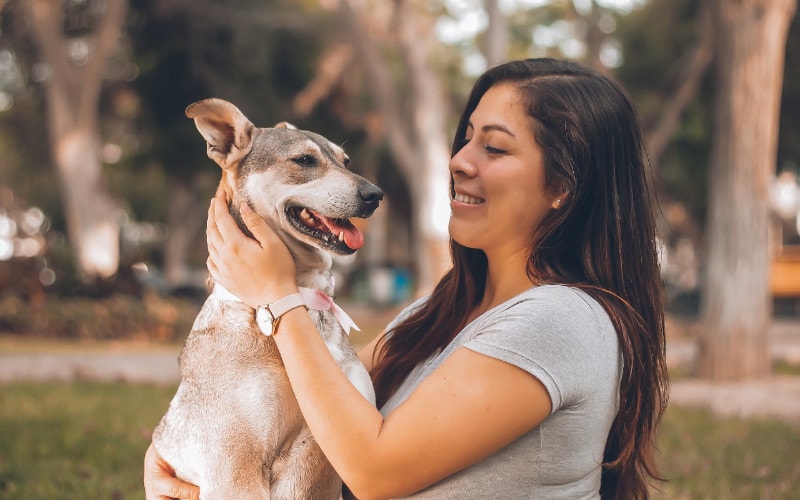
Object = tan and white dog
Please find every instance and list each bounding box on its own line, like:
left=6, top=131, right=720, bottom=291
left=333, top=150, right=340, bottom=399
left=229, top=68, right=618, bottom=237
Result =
left=152, top=98, right=382, bottom=499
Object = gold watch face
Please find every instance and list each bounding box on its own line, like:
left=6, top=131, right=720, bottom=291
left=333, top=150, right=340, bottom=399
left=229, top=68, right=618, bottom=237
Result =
left=256, top=305, right=276, bottom=336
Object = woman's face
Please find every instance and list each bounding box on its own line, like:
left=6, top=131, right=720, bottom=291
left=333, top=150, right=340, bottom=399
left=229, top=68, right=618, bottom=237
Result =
left=449, top=83, right=560, bottom=258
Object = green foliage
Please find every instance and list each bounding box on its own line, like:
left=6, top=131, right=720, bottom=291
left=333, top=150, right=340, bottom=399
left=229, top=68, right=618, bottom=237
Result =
left=2, top=0, right=797, bottom=295
left=0, top=293, right=199, bottom=341
left=0, top=381, right=175, bottom=499
left=614, top=0, right=714, bottom=225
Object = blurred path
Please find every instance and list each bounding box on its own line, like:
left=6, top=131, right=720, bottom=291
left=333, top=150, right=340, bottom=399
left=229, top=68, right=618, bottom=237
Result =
left=0, top=345, right=180, bottom=385
left=667, top=318, right=800, bottom=421
left=1, top=313, right=798, bottom=420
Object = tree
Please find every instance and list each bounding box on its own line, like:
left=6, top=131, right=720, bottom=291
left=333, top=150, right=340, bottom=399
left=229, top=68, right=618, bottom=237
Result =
left=127, top=0, right=328, bottom=290
left=697, top=0, right=798, bottom=380
left=19, top=0, right=128, bottom=283
left=481, top=0, right=508, bottom=68
left=336, top=0, right=454, bottom=294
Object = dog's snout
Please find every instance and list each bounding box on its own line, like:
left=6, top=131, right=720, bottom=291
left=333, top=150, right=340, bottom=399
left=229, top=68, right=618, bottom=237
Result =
left=359, top=183, right=384, bottom=205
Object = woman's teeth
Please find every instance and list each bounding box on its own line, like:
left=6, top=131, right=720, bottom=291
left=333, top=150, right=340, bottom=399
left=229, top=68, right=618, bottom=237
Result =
left=454, top=193, right=485, bottom=205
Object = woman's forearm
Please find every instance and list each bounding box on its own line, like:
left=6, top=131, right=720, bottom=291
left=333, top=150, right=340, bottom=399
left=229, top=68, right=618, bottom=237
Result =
left=271, top=307, right=398, bottom=498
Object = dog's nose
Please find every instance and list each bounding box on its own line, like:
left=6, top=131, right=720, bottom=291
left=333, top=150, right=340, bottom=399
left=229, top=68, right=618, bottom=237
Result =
left=359, top=183, right=384, bottom=205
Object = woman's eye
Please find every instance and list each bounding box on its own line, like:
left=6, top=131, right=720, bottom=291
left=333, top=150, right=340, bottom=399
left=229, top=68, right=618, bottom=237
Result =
left=484, top=145, right=506, bottom=155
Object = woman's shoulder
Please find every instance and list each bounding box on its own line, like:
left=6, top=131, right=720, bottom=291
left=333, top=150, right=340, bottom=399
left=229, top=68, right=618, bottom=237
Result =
left=467, top=284, right=620, bottom=409
left=484, top=284, right=619, bottom=360
left=506, top=284, right=610, bottom=324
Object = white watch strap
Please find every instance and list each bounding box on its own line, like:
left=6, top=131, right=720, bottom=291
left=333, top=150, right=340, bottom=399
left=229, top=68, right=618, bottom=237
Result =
left=268, top=292, right=307, bottom=319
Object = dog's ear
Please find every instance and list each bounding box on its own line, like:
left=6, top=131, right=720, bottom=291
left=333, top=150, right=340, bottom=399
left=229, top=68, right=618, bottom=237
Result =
left=185, top=98, right=255, bottom=170
left=274, top=121, right=297, bottom=130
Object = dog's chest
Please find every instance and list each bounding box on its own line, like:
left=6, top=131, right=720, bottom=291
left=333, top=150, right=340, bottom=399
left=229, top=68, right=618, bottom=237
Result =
left=180, top=297, right=281, bottom=377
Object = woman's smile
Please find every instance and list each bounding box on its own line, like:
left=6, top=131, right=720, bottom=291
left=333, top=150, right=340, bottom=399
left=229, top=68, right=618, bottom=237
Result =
left=452, top=192, right=485, bottom=206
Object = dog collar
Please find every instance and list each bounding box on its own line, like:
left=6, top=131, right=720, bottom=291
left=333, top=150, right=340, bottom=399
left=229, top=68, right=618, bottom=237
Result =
left=213, top=283, right=359, bottom=335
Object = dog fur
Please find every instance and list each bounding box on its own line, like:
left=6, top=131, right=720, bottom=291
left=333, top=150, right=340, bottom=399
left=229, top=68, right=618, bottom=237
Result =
left=152, top=98, right=382, bottom=499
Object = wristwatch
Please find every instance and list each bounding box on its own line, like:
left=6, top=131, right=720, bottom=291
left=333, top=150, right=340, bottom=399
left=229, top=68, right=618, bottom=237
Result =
left=255, top=293, right=307, bottom=336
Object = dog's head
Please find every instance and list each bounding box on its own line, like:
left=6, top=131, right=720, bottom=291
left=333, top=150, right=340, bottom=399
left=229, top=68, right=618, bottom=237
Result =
left=186, top=98, right=383, bottom=261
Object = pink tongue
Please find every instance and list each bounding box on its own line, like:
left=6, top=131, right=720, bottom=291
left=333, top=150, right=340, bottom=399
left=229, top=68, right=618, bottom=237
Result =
left=314, top=212, right=365, bottom=250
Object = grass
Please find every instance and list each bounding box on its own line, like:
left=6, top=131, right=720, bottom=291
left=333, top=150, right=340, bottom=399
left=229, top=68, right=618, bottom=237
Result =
left=0, top=381, right=175, bottom=499
left=1, top=381, right=799, bottom=499
left=654, top=406, right=800, bottom=498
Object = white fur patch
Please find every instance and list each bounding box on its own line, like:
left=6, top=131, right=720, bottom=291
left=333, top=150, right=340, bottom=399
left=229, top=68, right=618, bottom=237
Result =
left=213, top=283, right=243, bottom=302
left=298, top=140, right=321, bottom=156
left=327, top=140, right=343, bottom=156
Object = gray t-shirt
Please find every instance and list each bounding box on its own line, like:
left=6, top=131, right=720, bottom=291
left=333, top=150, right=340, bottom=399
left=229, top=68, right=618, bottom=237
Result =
left=380, top=285, right=621, bottom=499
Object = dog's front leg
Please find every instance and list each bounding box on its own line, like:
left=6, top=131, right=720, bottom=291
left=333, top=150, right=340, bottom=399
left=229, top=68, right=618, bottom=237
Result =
left=268, top=426, right=342, bottom=500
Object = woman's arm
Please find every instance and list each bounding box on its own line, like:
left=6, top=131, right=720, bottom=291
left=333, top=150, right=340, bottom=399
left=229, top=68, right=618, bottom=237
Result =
left=207, top=195, right=553, bottom=499
left=357, top=329, right=385, bottom=372
left=277, top=315, right=551, bottom=499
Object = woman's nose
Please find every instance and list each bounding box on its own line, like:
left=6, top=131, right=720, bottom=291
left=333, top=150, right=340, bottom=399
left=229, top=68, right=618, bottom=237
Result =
left=449, top=146, right=478, bottom=177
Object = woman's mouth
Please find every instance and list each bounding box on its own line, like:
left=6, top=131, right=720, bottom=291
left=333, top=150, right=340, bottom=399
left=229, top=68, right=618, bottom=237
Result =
left=453, top=192, right=485, bottom=205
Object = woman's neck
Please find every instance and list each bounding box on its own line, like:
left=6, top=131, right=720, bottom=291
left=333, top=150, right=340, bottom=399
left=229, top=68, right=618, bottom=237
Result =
left=472, top=249, right=536, bottom=320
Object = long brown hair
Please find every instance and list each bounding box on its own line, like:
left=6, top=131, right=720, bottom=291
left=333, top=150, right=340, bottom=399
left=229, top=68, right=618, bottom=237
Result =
left=370, top=58, right=668, bottom=498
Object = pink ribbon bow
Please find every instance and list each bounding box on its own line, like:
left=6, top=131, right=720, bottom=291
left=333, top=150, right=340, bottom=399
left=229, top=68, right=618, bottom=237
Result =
left=298, top=287, right=360, bottom=335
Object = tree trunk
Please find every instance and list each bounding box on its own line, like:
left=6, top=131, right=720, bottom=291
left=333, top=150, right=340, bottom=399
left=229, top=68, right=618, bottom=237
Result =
left=23, top=0, right=128, bottom=282
left=163, top=176, right=210, bottom=289
left=394, top=1, right=454, bottom=294
left=53, top=127, right=121, bottom=280
left=339, top=0, right=452, bottom=295
left=482, top=0, right=508, bottom=68
left=697, top=0, right=797, bottom=380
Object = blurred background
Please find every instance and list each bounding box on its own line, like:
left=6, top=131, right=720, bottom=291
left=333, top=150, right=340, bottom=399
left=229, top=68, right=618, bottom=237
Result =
left=0, top=0, right=799, bottom=498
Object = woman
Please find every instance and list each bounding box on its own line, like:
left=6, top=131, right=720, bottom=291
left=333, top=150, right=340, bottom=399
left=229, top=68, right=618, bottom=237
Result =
left=145, top=58, right=668, bottom=499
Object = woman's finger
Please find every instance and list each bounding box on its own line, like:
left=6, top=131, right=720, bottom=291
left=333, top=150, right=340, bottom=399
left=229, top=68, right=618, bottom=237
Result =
left=207, top=198, right=224, bottom=248
left=207, top=255, right=221, bottom=284
left=240, top=203, right=277, bottom=248
left=144, top=443, right=200, bottom=500
left=213, top=197, right=248, bottom=245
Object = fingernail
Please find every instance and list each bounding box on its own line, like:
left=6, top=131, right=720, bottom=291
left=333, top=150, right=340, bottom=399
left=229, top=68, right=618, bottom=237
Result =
left=241, top=204, right=252, bottom=214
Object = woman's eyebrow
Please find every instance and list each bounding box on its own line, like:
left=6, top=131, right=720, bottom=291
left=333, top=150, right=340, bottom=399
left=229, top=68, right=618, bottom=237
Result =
left=467, top=120, right=515, bottom=138
left=482, top=123, right=516, bottom=137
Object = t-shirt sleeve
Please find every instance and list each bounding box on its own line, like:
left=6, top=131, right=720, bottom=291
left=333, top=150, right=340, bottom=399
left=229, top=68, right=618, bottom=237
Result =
left=463, top=286, right=617, bottom=412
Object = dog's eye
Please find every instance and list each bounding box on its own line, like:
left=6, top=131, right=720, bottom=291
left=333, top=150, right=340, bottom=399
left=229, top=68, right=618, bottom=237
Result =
left=343, top=156, right=350, bottom=167
left=292, top=155, right=317, bottom=167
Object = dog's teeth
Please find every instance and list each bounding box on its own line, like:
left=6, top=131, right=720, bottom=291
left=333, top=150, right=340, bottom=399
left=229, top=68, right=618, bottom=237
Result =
left=338, top=231, right=344, bottom=242
left=300, top=208, right=311, bottom=220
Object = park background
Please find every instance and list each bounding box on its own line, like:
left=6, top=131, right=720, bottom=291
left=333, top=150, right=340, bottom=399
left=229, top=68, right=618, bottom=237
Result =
left=1, top=0, right=800, bottom=497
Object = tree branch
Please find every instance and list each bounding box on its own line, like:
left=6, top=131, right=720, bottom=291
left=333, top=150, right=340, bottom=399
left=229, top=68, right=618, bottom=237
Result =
left=645, top=0, right=714, bottom=168
left=77, top=0, right=128, bottom=127
left=337, top=0, right=418, bottom=177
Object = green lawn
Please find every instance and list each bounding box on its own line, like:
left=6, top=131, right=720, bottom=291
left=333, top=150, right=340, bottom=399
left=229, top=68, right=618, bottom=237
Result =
left=0, top=381, right=175, bottom=499
left=654, top=406, right=800, bottom=498
left=0, top=381, right=799, bottom=499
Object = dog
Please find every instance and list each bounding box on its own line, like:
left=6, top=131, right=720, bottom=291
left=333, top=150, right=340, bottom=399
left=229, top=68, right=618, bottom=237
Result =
left=152, top=98, right=382, bottom=499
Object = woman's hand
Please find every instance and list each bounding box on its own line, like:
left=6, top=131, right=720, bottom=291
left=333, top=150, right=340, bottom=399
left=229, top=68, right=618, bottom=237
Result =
left=206, top=191, right=298, bottom=308
left=143, top=442, right=199, bottom=500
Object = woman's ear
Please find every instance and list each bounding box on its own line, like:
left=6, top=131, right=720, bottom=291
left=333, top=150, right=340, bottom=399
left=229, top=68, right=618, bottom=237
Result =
left=550, top=185, right=569, bottom=209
